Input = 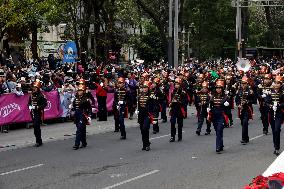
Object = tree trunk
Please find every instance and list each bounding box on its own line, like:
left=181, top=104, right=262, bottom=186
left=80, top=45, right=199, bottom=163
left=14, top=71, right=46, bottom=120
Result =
left=31, top=22, right=38, bottom=60
left=263, top=2, right=280, bottom=47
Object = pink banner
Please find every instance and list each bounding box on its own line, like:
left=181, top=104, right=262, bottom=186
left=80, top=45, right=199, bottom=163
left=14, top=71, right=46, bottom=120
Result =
left=107, top=93, right=114, bottom=112
left=0, top=90, right=115, bottom=126
left=0, top=93, right=32, bottom=126
left=90, top=90, right=114, bottom=112
left=43, top=91, right=62, bottom=120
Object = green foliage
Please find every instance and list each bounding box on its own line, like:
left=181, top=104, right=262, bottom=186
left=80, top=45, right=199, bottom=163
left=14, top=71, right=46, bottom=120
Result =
left=130, top=21, right=164, bottom=63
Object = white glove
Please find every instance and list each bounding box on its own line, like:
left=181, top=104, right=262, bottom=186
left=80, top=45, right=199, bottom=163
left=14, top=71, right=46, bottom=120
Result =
left=92, top=108, right=96, bottom=113
left=225, top=90, right=229, bottom=95
left=207, top=108, right=211, bottom=113
left=267, top=90, right=271, bottom=95
left=258, top=84, right=262, bottom=88
left=100, top=82, right=104, bottom=87
left=274, top=101, right=278, bottom=107
left=29, top=105, right=35, bottom=110
left=69, top=104, right=72, bottom=109
left=224, top=101, right=230, bottom=107
left=261, top=94, right=267, bottom=98
left=135, top=110, right=139, bottom=115
left=273, top=106, right=277, bottom=111
left=87, top=117, right=92, bottom=125
left=118, top=101, right=124, bottom=105
left=152, top=121, right=157, bottom=124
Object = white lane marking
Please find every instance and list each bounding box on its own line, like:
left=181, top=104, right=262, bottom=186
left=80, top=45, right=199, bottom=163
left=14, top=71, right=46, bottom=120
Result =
left=250, top=134, right=265, bottom=141
left=0, top=164, right=44, bottom=176
left=150, top=131, right=185, bottom=141
left=263, top=151, right=284, bottom=177
left=150, top=134, right=170, bottom=140
left=102, top=170, right=160, bottom=189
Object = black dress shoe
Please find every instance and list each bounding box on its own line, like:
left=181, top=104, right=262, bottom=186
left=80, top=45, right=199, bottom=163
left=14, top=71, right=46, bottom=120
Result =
left=153, top=131, right=157, bottom=134
left=114, top=130, right=119, bottom=132
left=196, top=131, right=201, bottom=136
left=120, top=136, right=126, bottom=140
left=80, top=144, right=87, bottom=148
left=73, top=146, right=79, bottom=150
left=34, top=143, right=42, bottom=147
left=145, top=146, right=150, bottom=151
left=240, top=140, right=249, bottom=145
left=169, top=137, right=175, bottom=142
left=263, top=131, right=268, bottom=135
left=162, top=120, right=167, bottom=123
left=178, top=138, right=182, bottom=142
left=205, top=132, right=211, bottom=135
left=216, top=149, right=222, bottom=154
left=142, top=147, right=146, bottom=151
left=274, top=150, right=280, bottom=156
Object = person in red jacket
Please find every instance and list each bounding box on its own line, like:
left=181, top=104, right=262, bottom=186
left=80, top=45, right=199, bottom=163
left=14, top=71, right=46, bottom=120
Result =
left=95, top=76, right=108, bottom=121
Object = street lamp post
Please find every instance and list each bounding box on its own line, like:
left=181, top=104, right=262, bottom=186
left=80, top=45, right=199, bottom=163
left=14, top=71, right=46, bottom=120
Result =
left=168, top=0, right=174, bottom=68
left=174, top=0, right=179, bottom=68
left=182, top=29, right=185, bottom=66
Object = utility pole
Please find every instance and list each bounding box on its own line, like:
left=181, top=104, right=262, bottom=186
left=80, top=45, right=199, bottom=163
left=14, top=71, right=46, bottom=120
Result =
left=232, top=0, right=284, bottom=59
left=174, top=0, right=179, bottom=68
left=236, top=0, right=242, bottom=58
left=168, top=0, right=174, bottom=68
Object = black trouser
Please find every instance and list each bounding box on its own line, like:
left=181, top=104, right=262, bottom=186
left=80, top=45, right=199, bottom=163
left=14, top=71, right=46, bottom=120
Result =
left=224, top=107, right=233, bottom=125
left=128, top=94, right=137, bottom=118
left=33, top=112, right=42, bottom=145
left=114, top=104, right=126, bottom=137
left=241, top=110, right=249, bottom=142
left=197, top=111, right=211, bottom=133
left=138, top=110, right=150, bottom=148
left=170, top=114, right=183, bottom=140
left=75, top=111, right=87, bottom=147
left=212, top=112, right=224, bottom=150
left=153, top=122, right=159, bottom=133
left=160, top=100, right=167, bottom=121
left=260, top=106, right=269, bottom=132
left=97, top=96, right=107, bottom=121
left=270, top=111, right=283, bottom=150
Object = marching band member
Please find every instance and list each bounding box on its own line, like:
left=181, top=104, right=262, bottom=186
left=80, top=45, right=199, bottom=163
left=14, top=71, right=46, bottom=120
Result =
left=72, top=81, right=92, bottom=150
left=258, top=72, right=272, bottom=135
left=169, top=78, right=187, bottom=142
left=265, top=75, right=284, bottom=156
left=113, top=77, right=130, bottom=139
left=236, top=76, right=254, bottom=145
left=224, top=75, right=236, bottom=127
left=137, top=81, right=158, bottom=151
left=208, top=79, right=230, bottom=153
left=28, top=80, right=47, bottom=147
left=195, top=81, right=211, bottom=136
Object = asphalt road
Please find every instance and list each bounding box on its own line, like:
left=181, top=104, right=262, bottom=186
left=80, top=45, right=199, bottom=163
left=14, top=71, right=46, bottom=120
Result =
left=0, top=107, right=283, bottom=189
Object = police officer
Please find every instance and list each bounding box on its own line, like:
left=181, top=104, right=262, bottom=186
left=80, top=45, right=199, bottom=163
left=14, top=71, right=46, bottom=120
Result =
left=29, top=80, right=47, bottom=147
left=195, top=81, right=211, bottom=136
left=137, top=81, right=157, bottom=151
left=265, top=75, right=284, bottom=156
left=169, top=78, right=187, bottom=142
left=208, top=79, right=230, bottom=153
left=72, top=81, right=92, bottom=150
left=113, top=77, right=129, bottom=139
left=236, top=76, right=254, bottom=145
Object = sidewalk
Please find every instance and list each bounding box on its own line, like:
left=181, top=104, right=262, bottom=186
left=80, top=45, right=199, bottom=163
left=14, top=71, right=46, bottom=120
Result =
left=0, top=107, right=197, bottom=152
